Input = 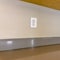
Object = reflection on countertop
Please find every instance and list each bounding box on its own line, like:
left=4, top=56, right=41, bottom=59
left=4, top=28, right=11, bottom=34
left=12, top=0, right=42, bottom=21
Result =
left=0, top=44, right=60, bottom=60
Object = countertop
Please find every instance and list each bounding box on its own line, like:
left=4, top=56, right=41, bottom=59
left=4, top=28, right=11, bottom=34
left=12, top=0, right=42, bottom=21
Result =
left=0, top=44, right=60, bottom=60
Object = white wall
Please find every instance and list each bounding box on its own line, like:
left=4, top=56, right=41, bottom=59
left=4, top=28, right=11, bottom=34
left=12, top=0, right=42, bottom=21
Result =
left=0, top=0, right=60, bottom=39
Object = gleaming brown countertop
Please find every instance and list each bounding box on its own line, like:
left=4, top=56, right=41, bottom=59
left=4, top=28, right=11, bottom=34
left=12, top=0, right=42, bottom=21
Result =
left=0, top=44, right=60, bottom=60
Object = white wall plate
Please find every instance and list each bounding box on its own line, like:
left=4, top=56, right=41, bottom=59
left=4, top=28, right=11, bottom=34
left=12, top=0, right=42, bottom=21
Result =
left=30, top=17, right=37, bottom=28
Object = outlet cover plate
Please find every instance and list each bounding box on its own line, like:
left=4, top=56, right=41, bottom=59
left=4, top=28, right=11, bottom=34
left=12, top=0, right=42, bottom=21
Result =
left=30, top=17, right=37, bottom=28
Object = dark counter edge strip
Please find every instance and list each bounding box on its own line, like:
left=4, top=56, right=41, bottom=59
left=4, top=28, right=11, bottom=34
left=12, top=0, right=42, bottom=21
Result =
left=0, top=37, right=60, bottom=51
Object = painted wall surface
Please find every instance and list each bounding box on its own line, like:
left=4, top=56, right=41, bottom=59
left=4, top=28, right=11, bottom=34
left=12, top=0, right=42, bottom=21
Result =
left=0, top=0, right=60, bottom=39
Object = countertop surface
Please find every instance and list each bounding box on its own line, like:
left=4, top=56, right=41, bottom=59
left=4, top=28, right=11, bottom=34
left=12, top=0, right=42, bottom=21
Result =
left=0, top=45, right=60, bottom=60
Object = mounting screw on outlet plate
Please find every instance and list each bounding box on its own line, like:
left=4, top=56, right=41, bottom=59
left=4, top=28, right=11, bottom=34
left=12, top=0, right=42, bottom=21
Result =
left=30, top=17, right=37, bottom=28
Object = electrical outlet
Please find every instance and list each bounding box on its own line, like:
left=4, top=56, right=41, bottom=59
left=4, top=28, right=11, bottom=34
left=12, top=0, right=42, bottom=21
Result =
left=30, top=17, right=37, bottom=28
